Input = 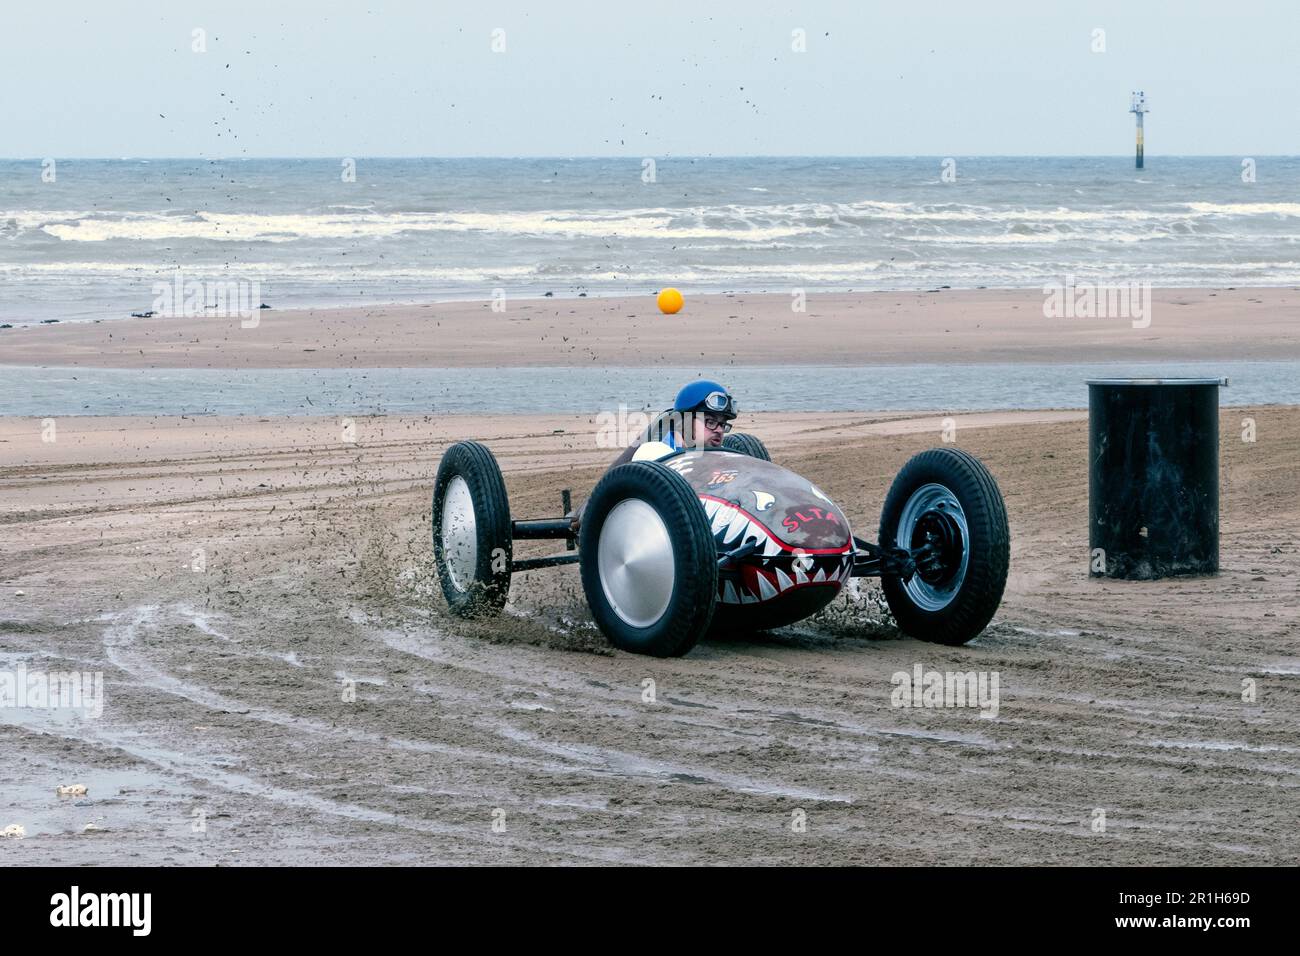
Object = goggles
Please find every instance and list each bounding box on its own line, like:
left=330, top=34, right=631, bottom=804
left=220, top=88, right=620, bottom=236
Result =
left=701, top=390, right=737, bottom=417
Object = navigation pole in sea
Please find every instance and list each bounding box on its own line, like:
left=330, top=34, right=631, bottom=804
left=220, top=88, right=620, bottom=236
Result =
left=1129, top=91, right=1149, bottom=169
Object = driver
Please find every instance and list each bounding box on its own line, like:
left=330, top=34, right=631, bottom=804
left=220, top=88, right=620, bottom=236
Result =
left=569, top=380, right=738, bottom=532
left=609, top=379, right=738, bottom=467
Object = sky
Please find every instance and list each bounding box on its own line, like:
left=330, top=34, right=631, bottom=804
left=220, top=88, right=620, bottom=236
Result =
left=3, top=0, right=1298, bottom=158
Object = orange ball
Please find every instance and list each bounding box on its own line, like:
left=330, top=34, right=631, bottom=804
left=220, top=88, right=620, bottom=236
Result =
left=657, top=287, right=684, bottom=314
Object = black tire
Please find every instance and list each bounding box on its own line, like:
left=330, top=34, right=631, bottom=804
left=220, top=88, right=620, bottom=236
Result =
left=432, top=441, right=512, bottom=617
left=579, top=462, right=717, bottom=657
left=722, top=432, right=771, bottom=461
left=878, top=447, right=1009, bottom=645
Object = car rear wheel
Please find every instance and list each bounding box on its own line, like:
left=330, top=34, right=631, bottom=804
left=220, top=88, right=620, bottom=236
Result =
left=878, top=447, right=1009, bottom=645
left=579, top=461, right=717, bottom=657
left=722, top=432, right=771, bottom=461
left=433, top=441, right=512, bottom=617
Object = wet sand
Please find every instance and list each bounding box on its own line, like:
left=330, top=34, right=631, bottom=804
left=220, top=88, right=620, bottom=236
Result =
left=2, top=408, right=1297, bottom=864
left=3, top=287, right=1299, bottom=368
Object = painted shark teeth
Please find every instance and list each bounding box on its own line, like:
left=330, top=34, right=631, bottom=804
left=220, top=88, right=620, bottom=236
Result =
left=704, top=496, right=850, bottom=604
left=705, top=497, right=779, bottom=553
left=723, top=510, right=750, bottom=544
left=720, top=560, right=849, bottom=605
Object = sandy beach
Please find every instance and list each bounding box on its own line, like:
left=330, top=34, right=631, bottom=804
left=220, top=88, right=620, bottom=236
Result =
left=2, top=406, right=1297, bottom=864
left=7, top=0, right=1300, bottom=903
left=3, top=287, right=1299, bottom=368
left=3, top=284, right=1298, bottom=865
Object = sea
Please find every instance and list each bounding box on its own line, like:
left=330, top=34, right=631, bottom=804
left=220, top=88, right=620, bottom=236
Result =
left=3, top=156, right=1298, bottom=414
left=2, top=156, right=1298, bottom=326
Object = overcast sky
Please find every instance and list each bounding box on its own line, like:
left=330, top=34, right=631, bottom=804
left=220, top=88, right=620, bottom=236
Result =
left=3, top=0, right=1297, bottom=158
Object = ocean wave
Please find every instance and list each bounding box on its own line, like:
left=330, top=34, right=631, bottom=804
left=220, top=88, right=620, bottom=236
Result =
left=0, top=262, right=541, bottom=280
left=839, top=200, right=1156, bottom=223
left=902, top=229, right=1288, bottom=245
left=5, top=257, right=1298, bottom=283
left=682, top=261, right=923, bottom=276
left=1182, top=201, right=1300, bottom=217
left=27, top=209, right=817, bottom=243
left=9, top=195, right=1297, bottom=246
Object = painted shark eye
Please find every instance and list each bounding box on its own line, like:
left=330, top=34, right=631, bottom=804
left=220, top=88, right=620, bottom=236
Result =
left=809, top=483, right=833, bottom=504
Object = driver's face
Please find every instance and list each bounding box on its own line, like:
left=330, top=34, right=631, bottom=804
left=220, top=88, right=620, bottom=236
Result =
left=693, top=414, right=727, bottom=446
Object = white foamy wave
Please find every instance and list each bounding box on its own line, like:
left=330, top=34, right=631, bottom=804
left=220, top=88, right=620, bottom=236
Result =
left=0, top=261, right=541, bottom=281
left=1182, top=201, right=1300, bottom=217
left=5, top=257, right=1296, bottom=288
left=685, top=261, right=924, bottom=276
left=33, top=209, right=818, bottom=243
left=12, top=196, right=1296, bottom=247
left=841, top=201, right=1248, bottom=224
left=905, top=229, right=1250, bottom=245
left=841, top=200, right=1129, bottom=223
left=1, top=209, right=101, bottom=234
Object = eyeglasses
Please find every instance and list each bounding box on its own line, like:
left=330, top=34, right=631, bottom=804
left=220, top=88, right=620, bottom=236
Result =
left=703, top=417, right=733, bottom=433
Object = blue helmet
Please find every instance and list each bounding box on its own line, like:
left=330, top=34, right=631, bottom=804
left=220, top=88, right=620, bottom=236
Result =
left=674, top=380, right=737, bottom=419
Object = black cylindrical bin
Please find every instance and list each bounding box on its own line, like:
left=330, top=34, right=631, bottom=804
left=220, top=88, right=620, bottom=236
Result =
left=1088, top=378, right=1225, bottom=580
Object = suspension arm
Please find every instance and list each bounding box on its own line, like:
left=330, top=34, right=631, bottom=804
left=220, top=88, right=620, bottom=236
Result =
left=850, top=536, right=917, bottom=580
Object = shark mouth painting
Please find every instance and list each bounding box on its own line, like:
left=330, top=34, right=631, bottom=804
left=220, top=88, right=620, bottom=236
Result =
left=700, top=496, right=853, bottom=605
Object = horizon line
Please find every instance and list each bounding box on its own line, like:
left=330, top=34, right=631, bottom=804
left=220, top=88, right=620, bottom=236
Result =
left=3, top=153, right=1298, bottom=162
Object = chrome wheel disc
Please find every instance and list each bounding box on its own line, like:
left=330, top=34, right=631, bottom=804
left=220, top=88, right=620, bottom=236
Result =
left=597, top=499, right=675, bottom=628
left=897, top=483, right=969, bottom=612
left=440, top=475, right=477, bottom=592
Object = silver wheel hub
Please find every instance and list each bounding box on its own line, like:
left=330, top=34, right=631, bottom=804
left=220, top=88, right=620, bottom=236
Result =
left=897, top=483, right=969, bottom=612
left=440, top=475, right=477, bottom=592
left=597, top=499, right=675, bottom=628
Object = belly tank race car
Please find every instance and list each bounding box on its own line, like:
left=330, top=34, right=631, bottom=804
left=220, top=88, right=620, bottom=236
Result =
left=432, top=432, right=1009, bottom=657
